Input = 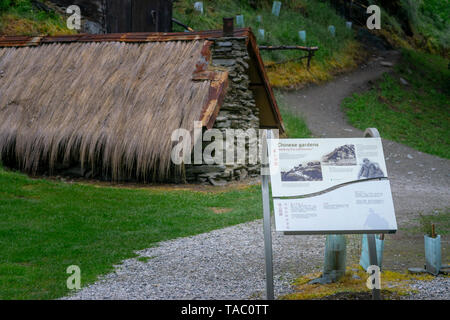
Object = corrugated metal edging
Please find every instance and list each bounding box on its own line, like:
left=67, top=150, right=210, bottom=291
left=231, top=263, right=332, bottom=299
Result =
left=0, top=35, right=41, bottom=47
left=198, top=71, right=229, bottom=130
left=0, top=29, right=250, bottom=47
left=193, top=40, right=229, bottom=129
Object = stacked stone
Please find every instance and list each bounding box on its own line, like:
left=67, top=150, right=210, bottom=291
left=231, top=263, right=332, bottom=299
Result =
left=185, top=38, right=261, bottom=185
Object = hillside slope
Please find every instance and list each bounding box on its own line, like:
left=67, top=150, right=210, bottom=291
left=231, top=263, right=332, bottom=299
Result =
left=2, top=1, right=447, bottom=88
left=173, top=0, right=363, bottom=88
left=0, top=0, right=74, bottom=36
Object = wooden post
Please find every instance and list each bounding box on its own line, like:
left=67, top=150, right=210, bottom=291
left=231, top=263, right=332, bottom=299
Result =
left=258, top=46, right=318, bottom=70
left=307, top=49, right=314, bottom=69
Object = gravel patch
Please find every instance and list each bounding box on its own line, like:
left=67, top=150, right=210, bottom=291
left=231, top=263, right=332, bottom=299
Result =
left=61, top=218, right=448, bottom=300
left=403, top=276, right=450, bottom=300
left=63, top=219, right=325, bottom=300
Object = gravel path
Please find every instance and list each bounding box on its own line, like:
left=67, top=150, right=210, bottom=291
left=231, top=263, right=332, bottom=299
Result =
left=64, top=49, right=449, bottom=300
left=64, top=220, right=325, bottom=300
left=404, top=276, right=450, bottom=300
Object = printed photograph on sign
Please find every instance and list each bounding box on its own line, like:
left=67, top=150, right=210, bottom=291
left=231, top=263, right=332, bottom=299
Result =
left=321, top=144, right=357, bottom=166
left=357, top=158, right=385, bottom=180
left=281, top=161, right=323, bottom=182
left=268, top=138, right=388, bottom=197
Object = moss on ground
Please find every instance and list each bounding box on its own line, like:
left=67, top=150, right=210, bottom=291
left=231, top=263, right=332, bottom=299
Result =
left=281, top=265, right=436, bottom=300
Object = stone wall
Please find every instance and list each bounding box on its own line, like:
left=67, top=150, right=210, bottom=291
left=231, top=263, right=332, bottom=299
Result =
left=185, top=38, right=261, bottom=185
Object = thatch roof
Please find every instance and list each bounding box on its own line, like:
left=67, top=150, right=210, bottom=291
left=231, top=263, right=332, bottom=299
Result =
left=0, top=29, right=284, bottom=129
left=0, top=29, right=283, bottom=181
left=0, top=39, right=229, bottom=180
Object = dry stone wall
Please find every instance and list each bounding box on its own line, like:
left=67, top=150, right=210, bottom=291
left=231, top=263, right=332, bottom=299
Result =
left=185, top=38, right=261, bottom=185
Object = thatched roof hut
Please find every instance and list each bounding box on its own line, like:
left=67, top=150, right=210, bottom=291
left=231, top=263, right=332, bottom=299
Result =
left=0, top=29, right=283, bottom=182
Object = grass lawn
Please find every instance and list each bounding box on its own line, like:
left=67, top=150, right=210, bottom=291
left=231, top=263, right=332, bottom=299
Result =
left=415, top=210, right=450, bottom=237
left=276, top=90, right=311, bottom=139
left=342, top=49, right=450, bottom=159
left=0, top=166, right=266, bottom=299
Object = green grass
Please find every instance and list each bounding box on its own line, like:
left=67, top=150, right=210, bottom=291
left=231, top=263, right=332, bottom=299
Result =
left=416, top=210, right=450, bottom=237
left=280, top=108, right=311, bottom=139
left=275, top=91, right=311, bottom=138
left=405, top=0, right=449, bottom=56
left=403, top=209, right=450, bottom=237
left=342, top=49, right=450, bottom=159
left=375, top=0, right=449, bottom=57
left=0, top=0, right=74, bottom=36
left=174, top=0, right=355, bottom=59
left=136, top=256, right=155, bottom=263
left=0, top=166, right=264, bottom=299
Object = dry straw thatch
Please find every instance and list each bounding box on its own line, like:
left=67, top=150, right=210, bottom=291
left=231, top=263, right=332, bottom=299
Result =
left=0, top=40, right=216, bottom=181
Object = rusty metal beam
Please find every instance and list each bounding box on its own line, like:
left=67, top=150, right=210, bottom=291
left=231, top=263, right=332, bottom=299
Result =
left=198, top=71, right=229, bottom=129
left=0, top=29, right=251, bottom=47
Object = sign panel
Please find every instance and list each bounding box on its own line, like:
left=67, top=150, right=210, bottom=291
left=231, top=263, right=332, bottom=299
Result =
left=268, top=138, right=388, bottom=197
left=273, top=179, right=397, bottom=233
left=267, top=138, right=397, bottom=234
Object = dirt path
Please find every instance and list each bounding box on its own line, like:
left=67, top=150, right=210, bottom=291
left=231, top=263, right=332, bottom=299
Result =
left=283, top=49, right=449, bottom=270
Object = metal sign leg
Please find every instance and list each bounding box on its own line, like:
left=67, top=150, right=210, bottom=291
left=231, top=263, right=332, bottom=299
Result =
left=261, top=129, right=274, bottom=300
left=365, top=128, right=382, bottom=300
left=262, top=172, right=274, bottom=300
left=367, top=234, right=381, bottom=300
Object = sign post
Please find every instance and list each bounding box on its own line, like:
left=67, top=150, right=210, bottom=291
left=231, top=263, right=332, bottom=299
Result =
left=261, top=127, right=396, bottom=300
left=261, top=130, right=274, bottom=300
left=364, top=128, right=382, bottom=300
